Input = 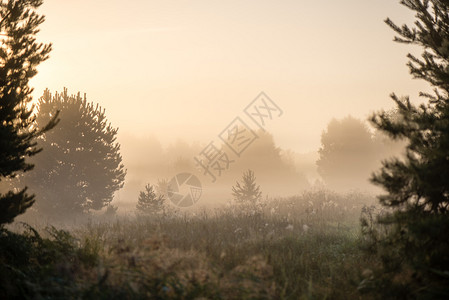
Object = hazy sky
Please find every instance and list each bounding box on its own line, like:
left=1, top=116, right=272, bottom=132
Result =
left=30, top=0, right=431, bottom=153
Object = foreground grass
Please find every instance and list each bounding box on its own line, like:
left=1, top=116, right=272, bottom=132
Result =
left=1, top=191, right=378, bottom=299
left=80, top=215, right=372, bottom=299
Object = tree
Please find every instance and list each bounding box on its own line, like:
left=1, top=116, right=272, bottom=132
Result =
left=0, top=0, right=58, bottom=225
left=22, top=88, right=126, bottom=217
left=136, top=183, right=165, bottom=216
left=232, top=169, right=262, bottom=211
left=317, top=116, right=378, bottom=191
left=317, top=115, right=405, bottom=192
left=363, top=1, right=449, bottom=297
left=221, top=129, right=309, bottom=196
left=104, top=204, right=118, bottom=217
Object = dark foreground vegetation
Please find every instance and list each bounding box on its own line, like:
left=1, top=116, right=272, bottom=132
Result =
left=1, top=0, right=449, bottom=299
left=1, top=191, right=379, bottom=299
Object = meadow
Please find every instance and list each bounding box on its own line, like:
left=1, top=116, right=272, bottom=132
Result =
left=1, top=189, right=381, bottom=299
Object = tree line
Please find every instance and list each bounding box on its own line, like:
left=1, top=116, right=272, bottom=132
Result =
left=0, top=0, right=448, bottom=298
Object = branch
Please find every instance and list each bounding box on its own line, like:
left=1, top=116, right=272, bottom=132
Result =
left=0, top=10, right=12, bottom=30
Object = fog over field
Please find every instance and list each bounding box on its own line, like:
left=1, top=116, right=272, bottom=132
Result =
left=1, top=0, right=448, bottom=299
left=25, top=0, right=425, bottom=212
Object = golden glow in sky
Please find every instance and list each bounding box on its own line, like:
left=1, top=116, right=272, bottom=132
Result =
left=31, top=0, right=431, bottom=153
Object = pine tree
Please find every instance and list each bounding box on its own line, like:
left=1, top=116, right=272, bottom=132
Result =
left=21, top=88, right=126, bottom=217
left=365, top=1, right=449, bottom=297
left=232, top=169, right=262, bottom=207
left=0, top=0, right=58, bottom=225
left=136, top=184, right=165, bottom=216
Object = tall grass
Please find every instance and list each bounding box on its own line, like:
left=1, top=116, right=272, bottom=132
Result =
left=2, top=189, right=379, bottom=299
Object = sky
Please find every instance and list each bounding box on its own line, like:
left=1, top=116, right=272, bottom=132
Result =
left=30, top=0, right=432, bottom=153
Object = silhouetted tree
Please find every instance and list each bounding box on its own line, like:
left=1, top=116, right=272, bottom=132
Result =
left=0, top=0, right=57, bottom=225
left=232, top=169, right=262, bottom=206
left=22, top=88, right=126, bottom=217
left=136, top=184, right=165, bottom=216
left=362, top=1, right=449, bottom=297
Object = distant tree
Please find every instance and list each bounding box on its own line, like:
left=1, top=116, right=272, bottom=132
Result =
left=223, top=129, right=309, bottom=195
left=371, top=112, right=407, bottom=161
left=22, top=88, right=126, bottom=217
left=0, top=0, right=58, bottom=225
left=232, top=169, right=262, bottom=208
left=136, top=184, right=165, bottom=216
left=103, top=204, right=118, bottom=217
left=317, top=116, right=377, bottom=190
left=361, top=1, right=449, bottom=298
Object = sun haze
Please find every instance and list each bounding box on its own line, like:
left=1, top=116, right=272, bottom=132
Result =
left=30, top=0, right=430, bottom=153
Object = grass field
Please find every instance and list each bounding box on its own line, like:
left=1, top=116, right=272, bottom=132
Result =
left=1, top=189, right=380, bottom=299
